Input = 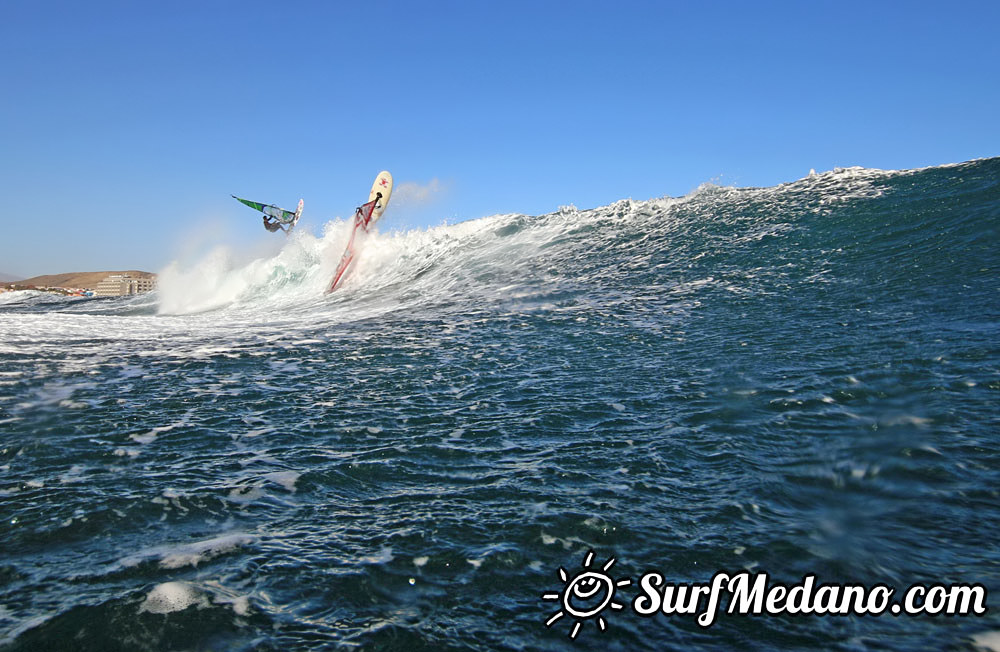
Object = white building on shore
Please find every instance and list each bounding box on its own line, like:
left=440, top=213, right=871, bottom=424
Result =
left=94, top=274, right=157, bottom=297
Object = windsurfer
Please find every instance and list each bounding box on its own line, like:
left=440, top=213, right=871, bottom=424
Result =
left=263, top=215, right=285, bottom=233
left=232, top=195, right=302, bottom=235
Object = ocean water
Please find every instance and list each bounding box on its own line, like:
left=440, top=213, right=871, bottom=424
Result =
left=1, top=158, right=998, bottom=651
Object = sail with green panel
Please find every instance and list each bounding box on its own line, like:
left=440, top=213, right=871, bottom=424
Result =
left=231, top=195, right=298, bottom=224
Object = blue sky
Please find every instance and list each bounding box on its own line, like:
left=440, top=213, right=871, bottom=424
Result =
left=2, top=1, right=998, bottom=278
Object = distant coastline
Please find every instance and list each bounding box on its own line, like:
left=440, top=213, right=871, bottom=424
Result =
left=2, top=270, right=156, bottom=296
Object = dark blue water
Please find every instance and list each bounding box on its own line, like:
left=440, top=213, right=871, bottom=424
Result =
left=1, top=159, right=998, bottom=650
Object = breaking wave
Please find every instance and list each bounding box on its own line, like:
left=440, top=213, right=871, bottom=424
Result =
left=149, top=158, right=998, bottom=326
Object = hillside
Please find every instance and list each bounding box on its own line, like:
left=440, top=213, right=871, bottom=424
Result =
left=12, top=270, right=155, bottom=290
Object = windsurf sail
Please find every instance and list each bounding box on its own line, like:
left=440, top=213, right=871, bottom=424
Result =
left=232, top=195, right=304, bottom=234
left=356, top=196, right=380, bottom=229
left=232, top=196, right=298, bottom=223
left=326, top=170, right=393, bottom=293
left=327, top=196, right=382, bottom=292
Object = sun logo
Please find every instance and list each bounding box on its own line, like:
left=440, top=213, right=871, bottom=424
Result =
left=541, top=550, right=631, bottom=640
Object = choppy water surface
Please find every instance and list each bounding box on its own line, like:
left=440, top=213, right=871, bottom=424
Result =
left=1, top=159, right=999, bottom=650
